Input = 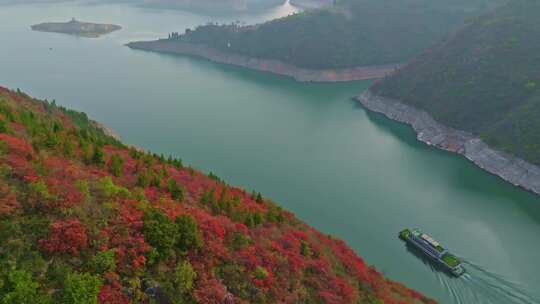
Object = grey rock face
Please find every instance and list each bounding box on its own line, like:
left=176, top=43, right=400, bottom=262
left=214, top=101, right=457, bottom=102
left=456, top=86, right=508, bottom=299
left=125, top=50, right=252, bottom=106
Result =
left=357, top=90, right=540, bottom=195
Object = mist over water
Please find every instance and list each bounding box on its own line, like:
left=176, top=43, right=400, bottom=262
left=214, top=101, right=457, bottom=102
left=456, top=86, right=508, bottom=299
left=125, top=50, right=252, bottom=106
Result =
left=1, top=2, right=540, bottom=303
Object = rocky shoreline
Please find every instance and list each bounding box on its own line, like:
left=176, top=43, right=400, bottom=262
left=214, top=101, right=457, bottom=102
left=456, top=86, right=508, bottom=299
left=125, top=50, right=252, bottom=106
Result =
left=126, top=40, right=400, bottom=82
left=357, top=90, right=540, bottom=195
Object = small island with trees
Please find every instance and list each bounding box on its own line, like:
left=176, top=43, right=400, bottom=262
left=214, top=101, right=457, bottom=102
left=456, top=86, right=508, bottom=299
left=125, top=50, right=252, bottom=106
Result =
left=31, top=18, right=121, bottom=38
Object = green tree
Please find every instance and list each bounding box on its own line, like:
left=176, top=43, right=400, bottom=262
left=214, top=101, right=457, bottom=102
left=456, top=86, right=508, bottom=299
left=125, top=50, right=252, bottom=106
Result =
left=90, top=250, right=116, bottom=274
left=255, top=192, right=263, bottom=203
left=175, top=214, right=203, bottom=252
left=136, top=170, right=151, bottom=187
left=63, top=139, right=74, bottom=156
left=0, top=119, right=7, bottom=133
left=168, top=179, right=184, bottom=201
left=253, top=212, right=263, bottom=225
left=1, top=270, right=52, bottom=304
left=63, top=272, right=102, bottom=304
left=254, top=266, right=268, bottom=280
left=91, top=145, right=105, bottom=167
left=45, top=133, right=58, bottom=148
left=143, top=209, right=178, bottom=258
left=162, top=261, right=197, bottom=304
left=96, top=176, right=129, bottom=198
left=108, top=154, right=124, bottom=177
left=174, top=261, right=197, bottom=295
left=300, top=240, right=312, bottom=257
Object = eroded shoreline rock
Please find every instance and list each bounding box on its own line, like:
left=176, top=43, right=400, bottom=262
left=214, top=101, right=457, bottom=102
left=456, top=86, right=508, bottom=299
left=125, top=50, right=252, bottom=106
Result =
left=126, top=40, right=400, bottom=82
left=357, top=90, right=540, bottom=195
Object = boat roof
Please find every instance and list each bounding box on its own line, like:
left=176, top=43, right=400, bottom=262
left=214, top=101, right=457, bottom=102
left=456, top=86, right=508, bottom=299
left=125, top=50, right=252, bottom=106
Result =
left=421, top=233, right=441, bottom=248
left=411, top=229, right=445, bottom=251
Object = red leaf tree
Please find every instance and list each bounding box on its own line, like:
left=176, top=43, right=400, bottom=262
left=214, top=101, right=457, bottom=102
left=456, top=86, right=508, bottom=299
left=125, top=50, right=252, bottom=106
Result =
left=39, top=219, right=88, bottom=256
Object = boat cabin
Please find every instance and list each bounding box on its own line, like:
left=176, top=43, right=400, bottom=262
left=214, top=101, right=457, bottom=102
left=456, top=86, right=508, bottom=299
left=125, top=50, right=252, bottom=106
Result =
left=410, top=229, right=447, bottom=258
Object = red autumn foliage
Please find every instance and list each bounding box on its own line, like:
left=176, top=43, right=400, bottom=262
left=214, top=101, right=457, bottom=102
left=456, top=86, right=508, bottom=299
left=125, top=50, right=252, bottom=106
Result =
left=193, top=273, right=228, bottom=304
left=100, top=203, right=151, bottom=273
left=0, top=87, right=435, bottom=304
left=39, top=219, right=88, bottom=256
left=0, top=181, right=20, bottom=215
left=4, top=154, right=39, bottom=182
left=0, top=133, right=34, bottom=156
left=98, top=282, right=131, bottom=304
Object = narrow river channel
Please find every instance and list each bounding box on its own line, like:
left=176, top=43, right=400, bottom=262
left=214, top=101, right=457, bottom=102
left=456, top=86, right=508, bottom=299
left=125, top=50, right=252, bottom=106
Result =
left=1, top=2, right=539, bottom=302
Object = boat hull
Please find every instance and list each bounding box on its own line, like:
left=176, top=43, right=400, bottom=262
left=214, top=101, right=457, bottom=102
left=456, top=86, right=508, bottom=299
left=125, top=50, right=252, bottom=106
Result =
left=399, top=229, right=465, bottom=277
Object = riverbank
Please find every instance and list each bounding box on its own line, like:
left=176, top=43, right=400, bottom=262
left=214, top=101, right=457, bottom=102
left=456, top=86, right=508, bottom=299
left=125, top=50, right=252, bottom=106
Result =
left=126, top=40, right=400, bottom=82
left=357, top=90, right=540, bottom=195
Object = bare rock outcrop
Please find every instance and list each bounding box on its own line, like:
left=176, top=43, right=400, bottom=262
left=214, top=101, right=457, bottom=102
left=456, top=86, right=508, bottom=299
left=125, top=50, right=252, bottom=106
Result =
left=357, top=90, right=540, bottom=195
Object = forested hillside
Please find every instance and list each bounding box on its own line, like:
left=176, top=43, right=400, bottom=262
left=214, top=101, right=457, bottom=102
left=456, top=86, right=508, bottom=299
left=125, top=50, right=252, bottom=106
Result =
left=371, top=0, right=540, bottom=165
left=0, top=86, right=434, bottom=303
left=176, top=0, right=505, bottom=69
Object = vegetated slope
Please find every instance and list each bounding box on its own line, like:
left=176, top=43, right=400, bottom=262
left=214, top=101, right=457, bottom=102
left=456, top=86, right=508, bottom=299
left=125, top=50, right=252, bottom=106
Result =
left=371, top=0, right=540, bottom=165
left=177, top=0, right=505, bottom=69
left=0, top=87, right=434, bottom=303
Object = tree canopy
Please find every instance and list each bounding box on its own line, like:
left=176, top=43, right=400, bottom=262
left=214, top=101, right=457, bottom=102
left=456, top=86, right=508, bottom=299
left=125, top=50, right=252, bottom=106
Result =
left=178, top=0, right=504, bottom=69
left=372, top=0, right=540, bottom=165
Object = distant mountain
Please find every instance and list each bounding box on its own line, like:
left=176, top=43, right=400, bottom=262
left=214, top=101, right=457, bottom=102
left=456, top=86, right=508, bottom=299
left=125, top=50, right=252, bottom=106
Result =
left=371, top=0, right=540, bottom=165
left=0, top=0, right=285, bottom=12
left=135, top=0, right=284, bottom=12
left=170, top=0, right=505, bottom=69
left=0, top=87, right=435, bottom=303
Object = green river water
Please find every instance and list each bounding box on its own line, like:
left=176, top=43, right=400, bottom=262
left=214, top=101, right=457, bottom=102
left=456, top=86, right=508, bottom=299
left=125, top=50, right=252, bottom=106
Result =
left=0, top=2, right=539, bottom=303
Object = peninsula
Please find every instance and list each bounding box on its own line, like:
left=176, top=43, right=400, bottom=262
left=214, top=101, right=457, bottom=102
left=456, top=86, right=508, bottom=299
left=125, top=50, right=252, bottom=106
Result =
left=31, top=18, right=121, bottom=38
left=359, top=0, right=540, bottom=195
left=126, top=0, right=503, bottom=81
left=127, top=40, right=400, bottom=82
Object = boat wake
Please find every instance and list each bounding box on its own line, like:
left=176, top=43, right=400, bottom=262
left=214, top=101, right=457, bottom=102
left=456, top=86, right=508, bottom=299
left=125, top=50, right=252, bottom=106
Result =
left=438, top=258, right=540, bottom=304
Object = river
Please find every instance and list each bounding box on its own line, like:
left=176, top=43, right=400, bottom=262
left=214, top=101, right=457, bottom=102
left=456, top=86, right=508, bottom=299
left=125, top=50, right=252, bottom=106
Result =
left=1, top=2, right=539, bottom=303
